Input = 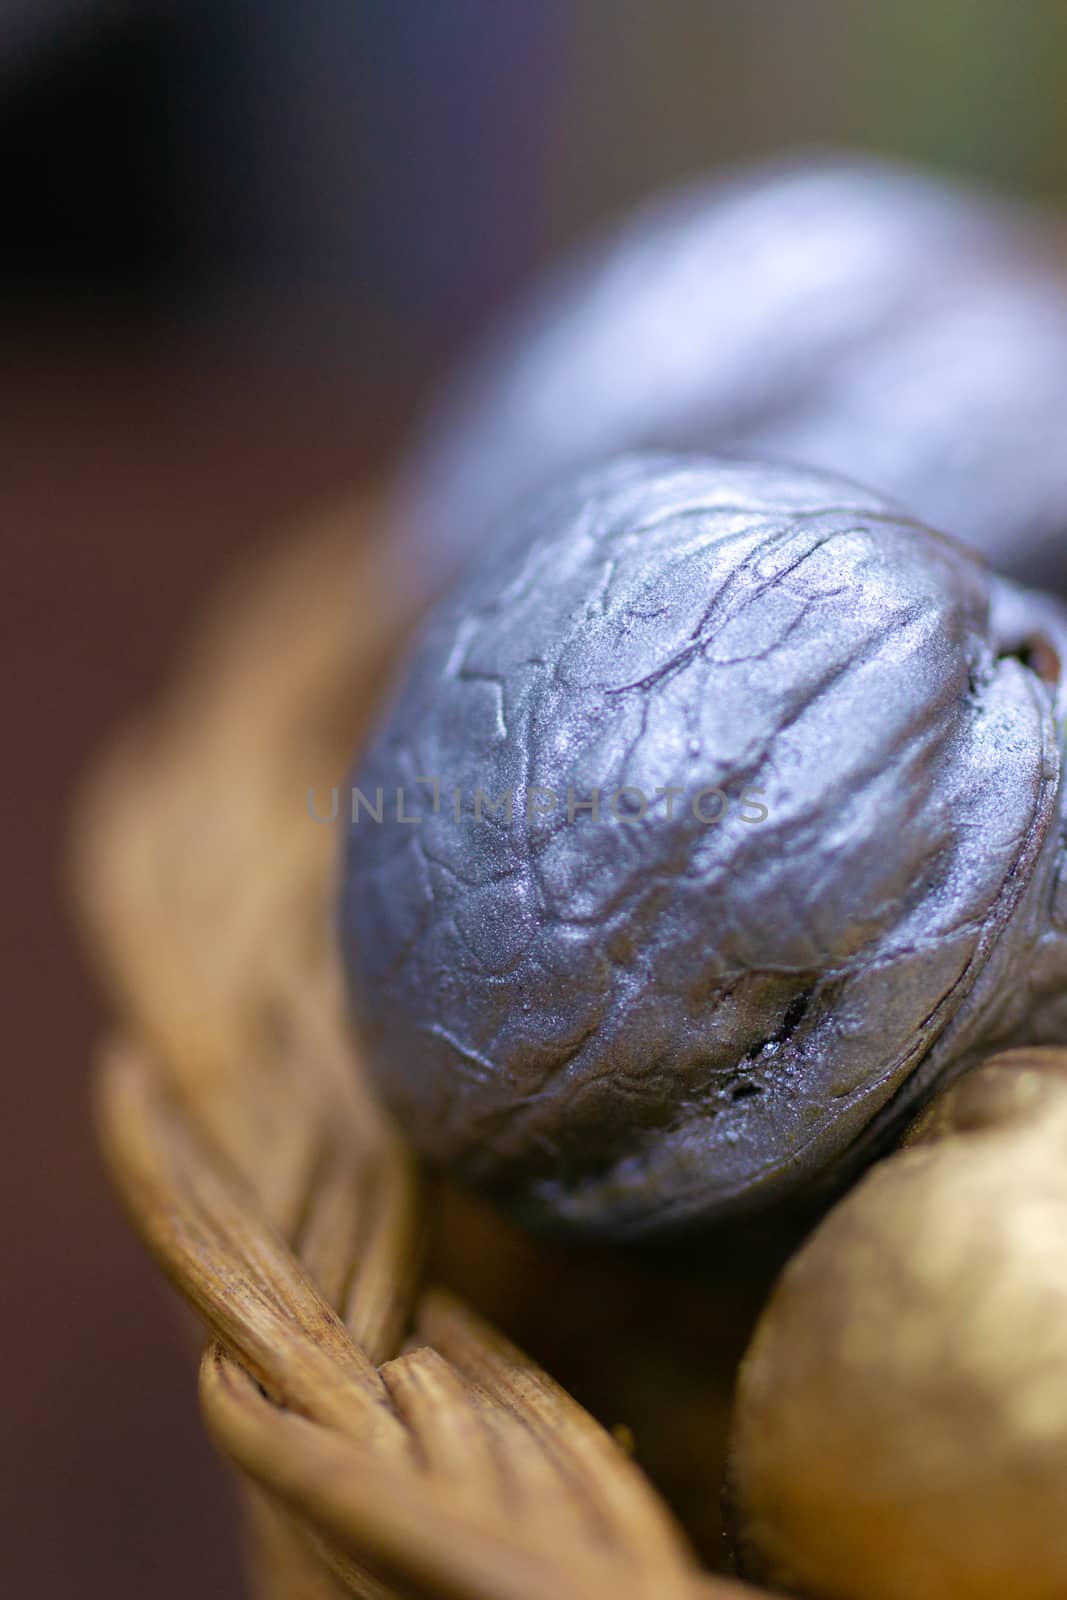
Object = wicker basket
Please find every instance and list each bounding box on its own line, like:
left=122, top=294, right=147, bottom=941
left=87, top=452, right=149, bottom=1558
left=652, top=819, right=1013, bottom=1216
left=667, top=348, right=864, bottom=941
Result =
left=73, top=497, right=778, bottom=1599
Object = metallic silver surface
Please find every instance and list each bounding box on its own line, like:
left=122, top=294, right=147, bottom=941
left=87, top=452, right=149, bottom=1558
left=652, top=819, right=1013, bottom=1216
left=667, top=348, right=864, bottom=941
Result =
left=342, top=455, right=1067, bottom=1237
left=390, top=153, right=1067, bottom=601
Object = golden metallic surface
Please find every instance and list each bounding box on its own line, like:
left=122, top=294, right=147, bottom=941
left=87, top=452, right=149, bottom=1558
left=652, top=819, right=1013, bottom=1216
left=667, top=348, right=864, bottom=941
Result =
left=729, top=1048, right=1067, bottom=1600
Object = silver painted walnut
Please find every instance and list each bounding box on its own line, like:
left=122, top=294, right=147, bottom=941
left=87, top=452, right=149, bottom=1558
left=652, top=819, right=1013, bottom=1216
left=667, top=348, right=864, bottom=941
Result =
left=341, top=454, right=1067, bottom=1237
left=389, top=153, right=1067, bottom=601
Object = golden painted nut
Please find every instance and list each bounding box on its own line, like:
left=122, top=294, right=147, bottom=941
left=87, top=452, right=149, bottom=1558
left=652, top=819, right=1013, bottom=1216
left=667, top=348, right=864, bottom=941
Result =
left=727, top=1048, right=1067, bottom=1600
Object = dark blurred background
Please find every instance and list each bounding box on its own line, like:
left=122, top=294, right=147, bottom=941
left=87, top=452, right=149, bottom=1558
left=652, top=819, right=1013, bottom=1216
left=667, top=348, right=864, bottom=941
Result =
left=6, top=3, right=1067, bottom=1594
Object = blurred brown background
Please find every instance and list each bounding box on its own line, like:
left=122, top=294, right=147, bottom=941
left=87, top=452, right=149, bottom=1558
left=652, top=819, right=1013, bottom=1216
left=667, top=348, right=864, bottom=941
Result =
left=5, top=2, right=1067, bottom=1594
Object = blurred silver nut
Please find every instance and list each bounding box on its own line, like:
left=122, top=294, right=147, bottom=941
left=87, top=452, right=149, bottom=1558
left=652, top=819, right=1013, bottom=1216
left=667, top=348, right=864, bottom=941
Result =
left=391, top=152, right=1067, bottom=600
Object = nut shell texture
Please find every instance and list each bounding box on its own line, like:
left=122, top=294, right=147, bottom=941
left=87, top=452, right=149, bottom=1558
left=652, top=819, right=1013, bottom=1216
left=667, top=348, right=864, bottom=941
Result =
left=391, top=153, right=1067, bottom=600
left=342, top=455, right=1067, bottom=1236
